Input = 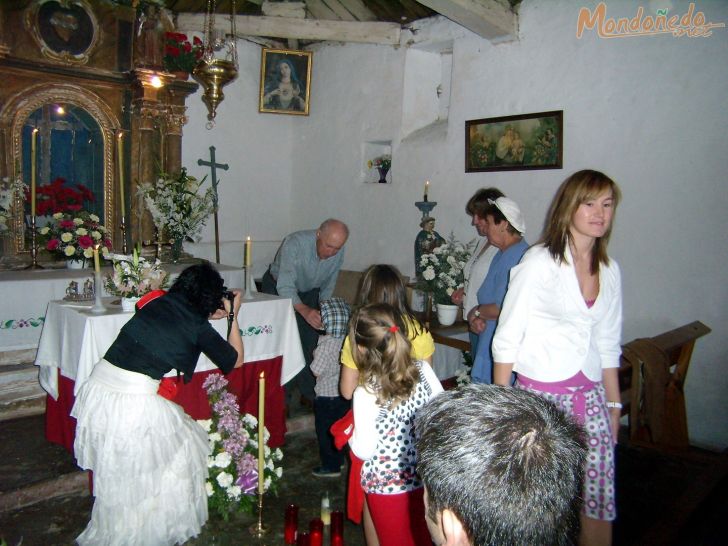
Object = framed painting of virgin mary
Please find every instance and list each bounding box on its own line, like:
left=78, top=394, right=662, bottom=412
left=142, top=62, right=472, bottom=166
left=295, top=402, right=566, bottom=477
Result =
left=259, top=49, right=313, bottom=116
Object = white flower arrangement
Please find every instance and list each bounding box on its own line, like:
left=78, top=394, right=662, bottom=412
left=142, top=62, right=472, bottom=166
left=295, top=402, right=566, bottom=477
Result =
left=417, top=233, right=475, bottom=305
left=104, top=246, right=169, bottom=298
left=200, top=374, right=283, bottom=520
left=138, top=168, right=215, bottom=243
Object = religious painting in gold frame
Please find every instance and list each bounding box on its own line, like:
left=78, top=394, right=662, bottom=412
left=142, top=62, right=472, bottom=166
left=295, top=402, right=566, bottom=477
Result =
left=465, top=110, right=563, bottom=172
left=259, top=49, right=312, bottom=116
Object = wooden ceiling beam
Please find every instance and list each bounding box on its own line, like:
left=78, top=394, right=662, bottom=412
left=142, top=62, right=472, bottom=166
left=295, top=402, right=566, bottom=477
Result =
left=316, top=0, right=358, bottom=22
left=414, top=0, right=516, bottom=40
left=176, top=13, right=401, bottom=45
left=306, top=0, right=341, bottom=21
left=337, top=0, right=377, bottom=22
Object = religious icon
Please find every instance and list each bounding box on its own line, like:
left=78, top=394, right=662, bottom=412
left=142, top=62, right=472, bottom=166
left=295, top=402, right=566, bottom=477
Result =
left=31, top=0, right=98, bottom=64
left=259, top=49, right=313, bottom=116
left=414, top=216, right=445, bottom=279
left=65, top=280, right=79, bottom=297
left=83, top=278, right=94, bottom=298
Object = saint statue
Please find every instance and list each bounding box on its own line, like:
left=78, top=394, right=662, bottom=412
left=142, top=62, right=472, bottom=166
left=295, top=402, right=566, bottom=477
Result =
left=415, top=216, right=445, bottom=279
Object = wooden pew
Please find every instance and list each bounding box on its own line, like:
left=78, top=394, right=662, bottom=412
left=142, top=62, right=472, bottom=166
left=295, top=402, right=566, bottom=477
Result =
left=618, top=321, right=711, bottom=449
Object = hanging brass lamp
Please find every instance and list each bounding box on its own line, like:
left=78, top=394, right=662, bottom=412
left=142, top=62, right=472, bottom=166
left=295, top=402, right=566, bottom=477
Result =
left=193, top=0, right=239, bottom=128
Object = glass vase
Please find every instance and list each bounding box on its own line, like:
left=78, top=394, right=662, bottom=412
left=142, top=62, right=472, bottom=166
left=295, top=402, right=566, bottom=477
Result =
left=170, top=238, right=183, bottom=263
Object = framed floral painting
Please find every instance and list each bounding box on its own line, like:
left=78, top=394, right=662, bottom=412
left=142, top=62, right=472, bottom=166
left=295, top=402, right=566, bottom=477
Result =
left=259, top=49, right=312, bottom=116
left=465, top=111, right=563, bottom=172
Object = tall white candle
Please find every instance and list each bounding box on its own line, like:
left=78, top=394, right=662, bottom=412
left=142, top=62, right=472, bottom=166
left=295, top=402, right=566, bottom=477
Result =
left=31, top=129, right=38, bottom=215
left=245, top=236, right=252, bottom=268
left=117, top=131, right=125, bottom=218
left=258, top=371, right=265, bottom=495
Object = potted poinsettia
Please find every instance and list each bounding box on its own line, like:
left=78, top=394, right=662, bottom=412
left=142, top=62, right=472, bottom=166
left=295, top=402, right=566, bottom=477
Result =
left=163, top=32, right=203, bottom=78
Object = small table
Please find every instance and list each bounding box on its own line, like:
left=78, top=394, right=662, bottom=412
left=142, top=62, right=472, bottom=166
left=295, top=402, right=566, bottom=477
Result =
left=35, top=293, right=304, bottom=450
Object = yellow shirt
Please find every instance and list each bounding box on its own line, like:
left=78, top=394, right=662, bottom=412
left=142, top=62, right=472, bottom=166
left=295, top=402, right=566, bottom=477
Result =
left=340, top=317, right=435, bottom=369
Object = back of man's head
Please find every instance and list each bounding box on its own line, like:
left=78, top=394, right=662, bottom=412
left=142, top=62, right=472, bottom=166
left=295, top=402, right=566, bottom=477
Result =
left=415, top=384, right=587, bottom=546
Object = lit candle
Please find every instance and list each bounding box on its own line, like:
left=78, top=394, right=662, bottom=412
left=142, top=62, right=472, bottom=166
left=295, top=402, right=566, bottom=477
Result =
left=257, top=371, right=265, bottom=495
left=284, top=504, right=299, bottom=545
left=93, top=244, right=101, bottom=274
left=424, top=180, right=430, bottom=202
left=309, top=518, right=323, bottom=546
left=31, top=128, right=38, bottom=215
left=117, top=131, right=125, bottom=218
left=245, top=236, right=252, bottom=268
left=330, top=511, right=344, bottom=546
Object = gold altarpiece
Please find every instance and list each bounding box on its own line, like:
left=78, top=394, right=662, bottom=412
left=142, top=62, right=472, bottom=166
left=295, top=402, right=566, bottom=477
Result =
left=0, top=0, right=197, bottom=263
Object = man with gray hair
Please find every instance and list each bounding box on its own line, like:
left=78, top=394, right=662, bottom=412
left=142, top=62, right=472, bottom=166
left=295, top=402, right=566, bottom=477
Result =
left=415, top=384, right=587, bottom=546
left=262, top=219, right=349, bottom=403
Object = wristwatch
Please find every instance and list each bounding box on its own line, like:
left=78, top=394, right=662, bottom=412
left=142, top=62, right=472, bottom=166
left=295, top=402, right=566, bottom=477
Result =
left=473, top=308, right=481, bottom=318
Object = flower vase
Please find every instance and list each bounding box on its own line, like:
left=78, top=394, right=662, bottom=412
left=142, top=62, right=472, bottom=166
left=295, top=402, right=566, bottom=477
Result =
left=172, top=71, right=189, bottom=81
left=121, top=297, right=140, bottom=312
left=423, top=291, right=433, bottom=327
left=377, top=166, right=389, bottom=184
left=170, top=238, right=183, bottom=263
left=66, top=259, right=86, bottom=269
left=436, top=303, right=459, bottom=326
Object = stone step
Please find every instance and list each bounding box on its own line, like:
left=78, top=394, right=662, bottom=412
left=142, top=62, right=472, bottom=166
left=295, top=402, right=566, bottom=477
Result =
left=0, top=361, right=46, bottom=421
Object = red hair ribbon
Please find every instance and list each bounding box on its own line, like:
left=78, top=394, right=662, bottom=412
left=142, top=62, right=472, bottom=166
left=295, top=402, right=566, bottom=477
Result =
left=388, top=325, right=399, bottom=333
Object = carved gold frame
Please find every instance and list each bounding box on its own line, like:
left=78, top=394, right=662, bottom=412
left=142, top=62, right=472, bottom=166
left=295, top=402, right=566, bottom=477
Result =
left=24, top=0, right=100, bottom=66
left=0, top=83, right=119, bottom=253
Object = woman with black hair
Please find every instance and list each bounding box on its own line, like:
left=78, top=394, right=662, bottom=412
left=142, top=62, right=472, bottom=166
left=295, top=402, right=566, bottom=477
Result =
left=71, top=262, right=244, bottom=546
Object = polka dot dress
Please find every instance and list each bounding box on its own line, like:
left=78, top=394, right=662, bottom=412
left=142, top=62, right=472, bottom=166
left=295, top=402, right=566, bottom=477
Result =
left=360, top=363, right=433, bottom=495
left=518, top=381, right=617, bottom=521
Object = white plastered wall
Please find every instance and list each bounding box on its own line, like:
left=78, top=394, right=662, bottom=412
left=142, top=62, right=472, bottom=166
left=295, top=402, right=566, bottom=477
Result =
left=183, top=0, right=728, bottom=449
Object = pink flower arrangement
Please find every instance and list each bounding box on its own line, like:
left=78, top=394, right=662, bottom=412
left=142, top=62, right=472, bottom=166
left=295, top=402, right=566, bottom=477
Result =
left=37, top=211, right=111, bottom=263
left=199, top=374, right=283, bottom=520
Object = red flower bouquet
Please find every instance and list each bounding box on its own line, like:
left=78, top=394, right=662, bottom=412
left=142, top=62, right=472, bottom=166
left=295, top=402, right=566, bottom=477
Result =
left=25, top=177, right=95, bottom=216
left=163, top=32, right=203, bottom=74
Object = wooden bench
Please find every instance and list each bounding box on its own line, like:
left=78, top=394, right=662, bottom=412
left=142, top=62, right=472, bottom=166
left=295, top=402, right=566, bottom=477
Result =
left=619, top=321, right=711, bottom=449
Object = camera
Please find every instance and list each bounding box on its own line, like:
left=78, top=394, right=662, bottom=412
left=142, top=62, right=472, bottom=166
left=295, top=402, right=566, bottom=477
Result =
left=220, top=289, right=235, bottom=310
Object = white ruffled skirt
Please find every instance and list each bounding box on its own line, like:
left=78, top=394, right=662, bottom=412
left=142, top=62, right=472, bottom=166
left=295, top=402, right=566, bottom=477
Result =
left=71, top=360, right=210, bottom=546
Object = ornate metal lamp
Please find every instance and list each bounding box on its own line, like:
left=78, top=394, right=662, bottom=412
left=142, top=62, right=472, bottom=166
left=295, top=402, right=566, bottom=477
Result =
left=193, top=0, right=239, bottom=128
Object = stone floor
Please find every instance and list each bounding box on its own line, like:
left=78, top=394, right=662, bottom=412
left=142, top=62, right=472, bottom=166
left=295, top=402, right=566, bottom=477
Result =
left=1, top=406, right=727, bottom=545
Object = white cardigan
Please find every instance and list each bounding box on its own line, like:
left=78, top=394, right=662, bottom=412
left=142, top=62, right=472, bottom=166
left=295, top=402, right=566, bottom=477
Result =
left=492, top=244, right=622, bottom=383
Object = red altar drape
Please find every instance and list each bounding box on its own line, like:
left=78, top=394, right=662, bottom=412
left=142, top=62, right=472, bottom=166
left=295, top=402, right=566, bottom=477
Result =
left=45, top=356, right=287, bottom=453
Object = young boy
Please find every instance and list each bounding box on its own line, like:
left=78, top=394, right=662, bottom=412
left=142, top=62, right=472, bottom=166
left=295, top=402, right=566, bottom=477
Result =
left=310, top=297, right=351, bottom=477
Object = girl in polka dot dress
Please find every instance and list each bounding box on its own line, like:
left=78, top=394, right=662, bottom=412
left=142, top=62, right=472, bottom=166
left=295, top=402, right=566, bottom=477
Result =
left=492, top=170, right=623, bottom=546
left=348, top=303, right=443, bottom=546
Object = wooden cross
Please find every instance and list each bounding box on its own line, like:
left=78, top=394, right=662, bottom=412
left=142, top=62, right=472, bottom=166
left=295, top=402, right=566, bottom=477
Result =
left=197, top=146, right=229, bottom=264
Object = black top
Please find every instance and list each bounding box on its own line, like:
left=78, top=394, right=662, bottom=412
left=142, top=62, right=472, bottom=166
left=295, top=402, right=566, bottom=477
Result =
left=104, top=292, right=237, bottom=382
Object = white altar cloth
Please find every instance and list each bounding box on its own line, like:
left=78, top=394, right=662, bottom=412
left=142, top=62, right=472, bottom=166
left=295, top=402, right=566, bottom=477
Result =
left=35, top=292, right=304, bottom=399
left=0, top=263, right=245, bottom=352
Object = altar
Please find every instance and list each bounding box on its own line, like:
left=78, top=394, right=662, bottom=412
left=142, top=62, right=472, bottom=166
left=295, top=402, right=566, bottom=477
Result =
left=0, top=263, right=244, bottom=353
left=35, top=292, right=303, bottom=450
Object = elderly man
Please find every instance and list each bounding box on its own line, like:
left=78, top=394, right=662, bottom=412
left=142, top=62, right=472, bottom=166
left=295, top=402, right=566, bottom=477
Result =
left=262, top=219, right=349, bottom=403
left=415, top=384, right=587, bottom=546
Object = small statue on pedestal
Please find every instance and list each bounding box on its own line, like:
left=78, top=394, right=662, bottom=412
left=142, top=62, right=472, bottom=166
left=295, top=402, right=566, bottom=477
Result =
left=65, top=281, right=79, bottom=298
left=83, top=278, right=94, bottom=298
left=414, top=216, right=445, bottom=279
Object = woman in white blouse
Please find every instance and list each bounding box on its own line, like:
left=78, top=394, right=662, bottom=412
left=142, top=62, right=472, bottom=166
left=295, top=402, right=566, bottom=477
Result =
left=492, top=170, right=622, bottom=546
left=450, top=187, right=504, bottom=352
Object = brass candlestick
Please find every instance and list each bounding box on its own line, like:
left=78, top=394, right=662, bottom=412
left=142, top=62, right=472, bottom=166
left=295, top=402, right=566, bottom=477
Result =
left=249, top=493, right=269, bottom=537
left=24, top=214, right=44, bottom=269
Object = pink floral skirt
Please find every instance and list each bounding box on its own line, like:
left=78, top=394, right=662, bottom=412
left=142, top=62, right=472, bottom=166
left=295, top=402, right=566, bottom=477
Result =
left=517, top=372, right=616, bottom=521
